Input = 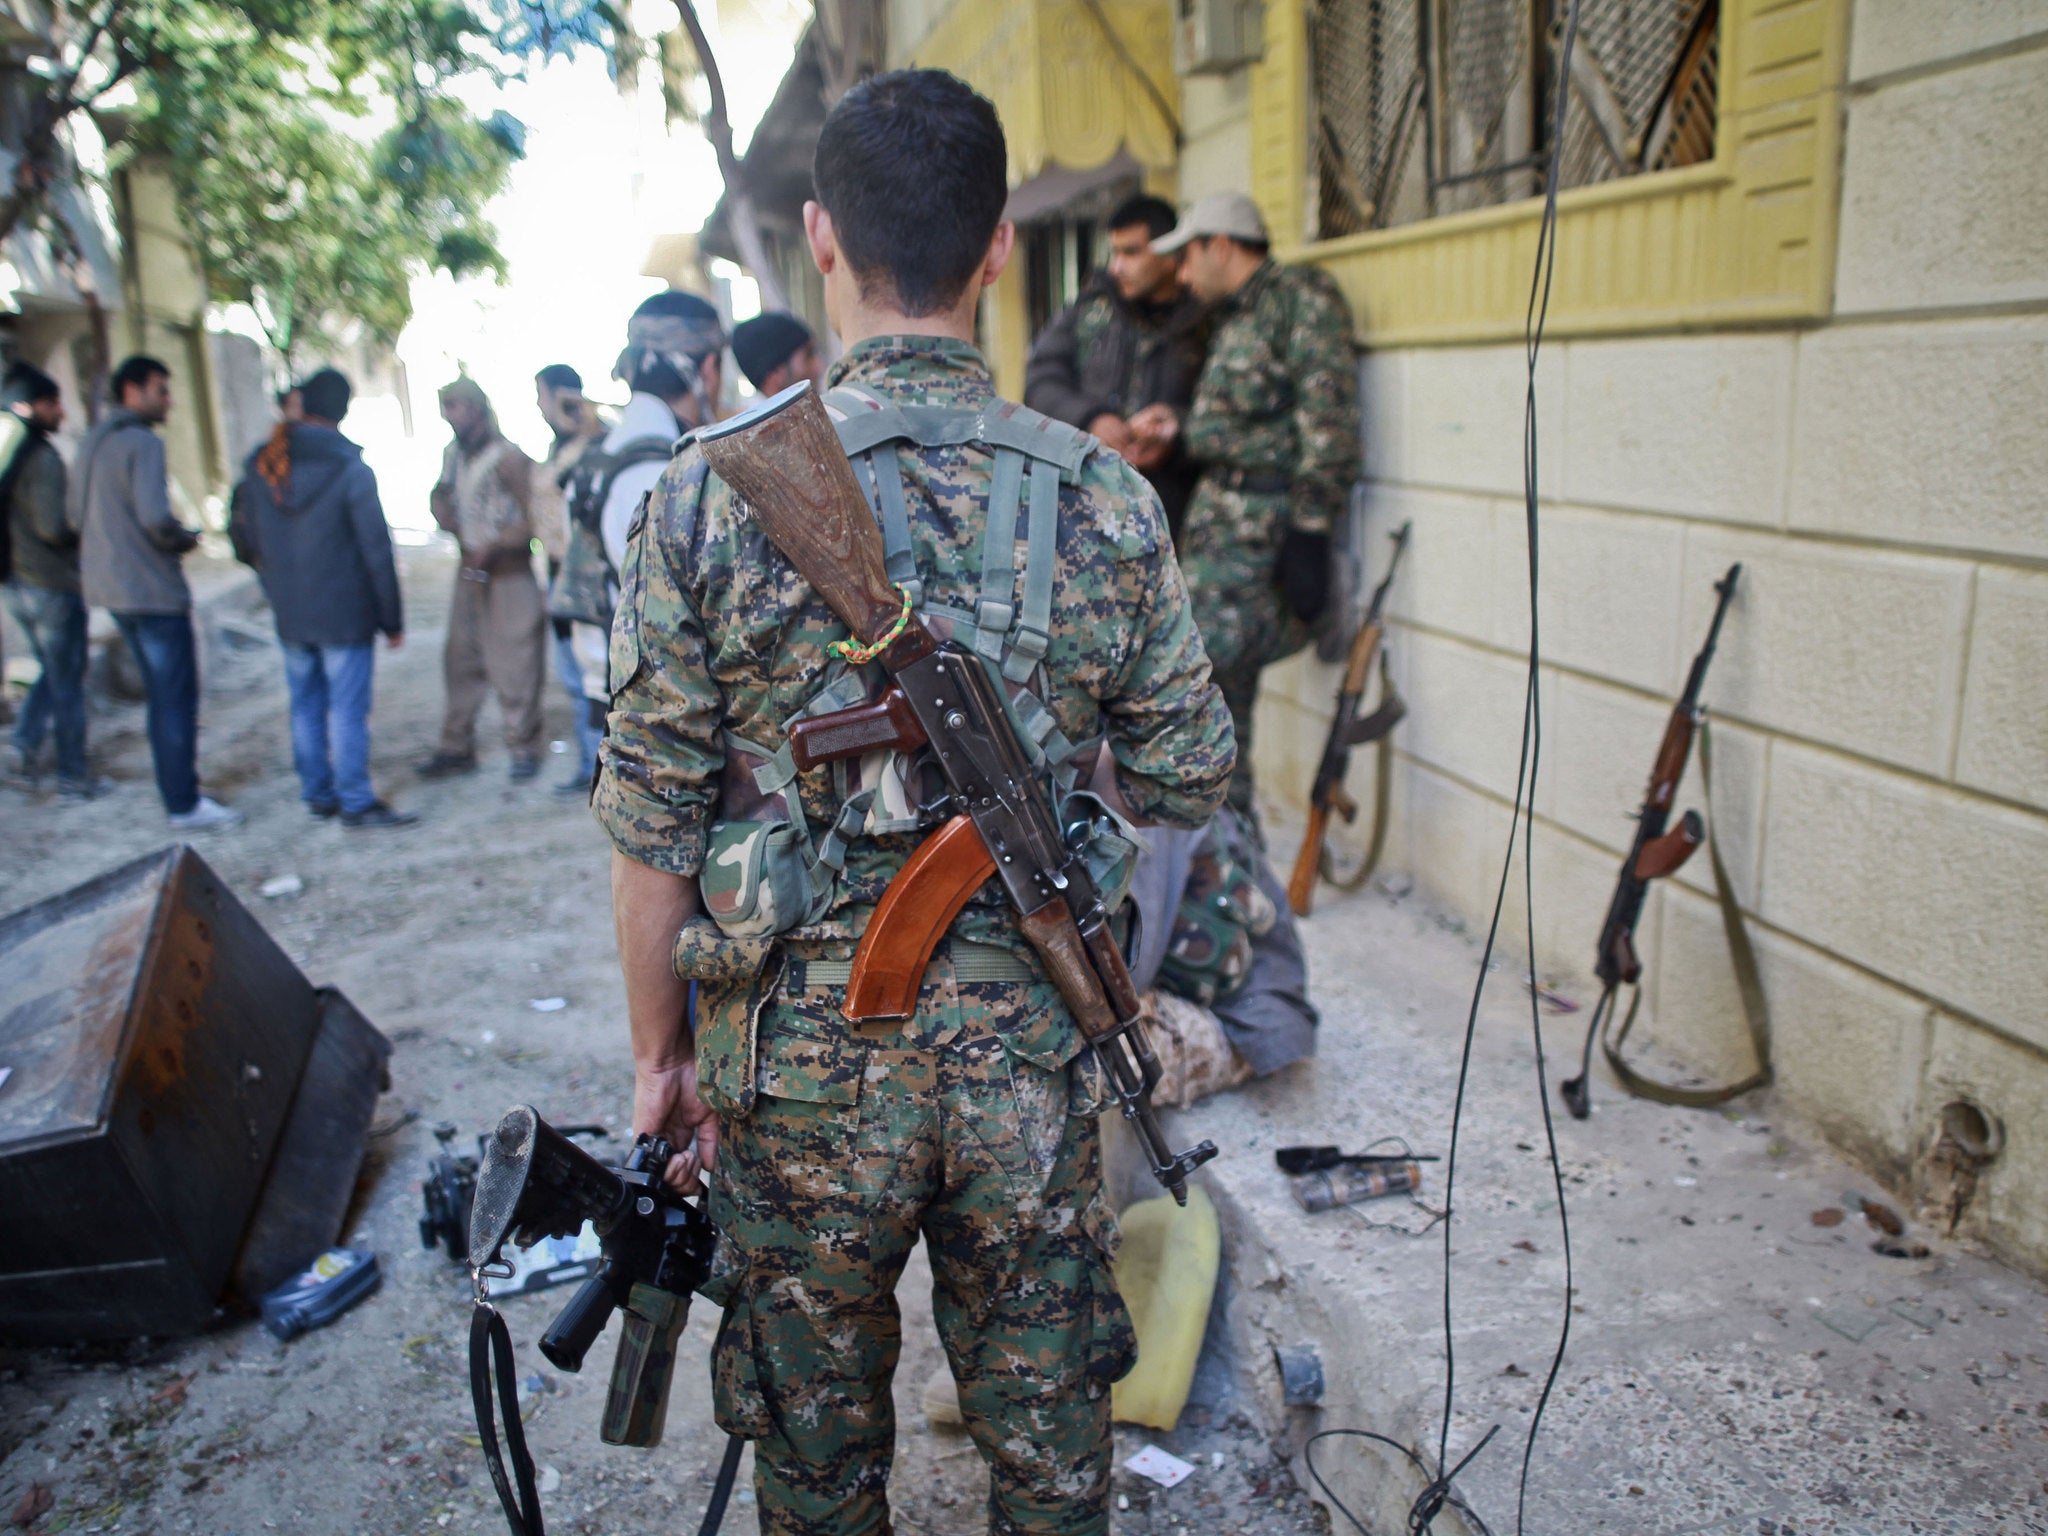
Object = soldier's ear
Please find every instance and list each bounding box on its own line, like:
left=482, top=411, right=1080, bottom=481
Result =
left=980, top=221, right=1016, bottom=289
left=804, top=201, right=837, bottom=277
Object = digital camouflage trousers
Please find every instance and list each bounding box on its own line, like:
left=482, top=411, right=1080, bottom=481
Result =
left=1180, top=480, right=1309, bottom=812
left=697, top=958, right=1137, bottom=1536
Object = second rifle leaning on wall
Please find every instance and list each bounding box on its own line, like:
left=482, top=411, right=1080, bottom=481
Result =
left=1288, top=519, right=1413, bottom=916
left=1559, top=562, right=1773, bottom=1120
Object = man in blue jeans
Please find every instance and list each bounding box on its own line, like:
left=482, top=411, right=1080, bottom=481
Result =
left=3, top=363, right=110, bottom=799
left=70, top=355, right=241, bottom=829
left=229, top=368, right=415, bottom=828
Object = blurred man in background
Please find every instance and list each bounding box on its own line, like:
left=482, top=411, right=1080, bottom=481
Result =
left=419, top=376, right=546, bottom=783
left=71, top=355, right=241, bottom=829
left=531, top=362, right=606, bottom=794
left=730, top=311, right=821, bottom=398
left=229, top=367, right=413, bottom=829
left=1025, top=192, right=1207, bottom=541
left=550, top=290, right=725, bottom=740
left=2, top=363, right=108, bottom=799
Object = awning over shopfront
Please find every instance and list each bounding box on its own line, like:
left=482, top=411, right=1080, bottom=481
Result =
left=911, top=0, right=1179, bottom=189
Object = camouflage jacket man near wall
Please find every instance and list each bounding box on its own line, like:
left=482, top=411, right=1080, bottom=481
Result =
left=597, top=71, right=1233, bottom=1536
left=1023, top=192, right=1208, bottom=541
left=1137, top=192, right=1362, bottom=811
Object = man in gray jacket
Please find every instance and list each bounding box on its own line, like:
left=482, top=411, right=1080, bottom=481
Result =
left=70, top=354, right=240, bottom=829
left=230, top=368, right=414, bottom=828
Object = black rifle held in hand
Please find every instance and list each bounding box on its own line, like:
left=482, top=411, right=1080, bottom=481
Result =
left=1287, top=520, right=1411, bottom=916
left=696, top=382, right=1217, bottom=1205
left=467, top=1106, right=739, bottom=1536
left=1560, top=563, right=1741, bottom=1120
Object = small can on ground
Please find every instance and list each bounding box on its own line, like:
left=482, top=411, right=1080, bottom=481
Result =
left=260, top=1247, right=380, bottom=1340
left=1290, top=1161, right=1423, bottom=1212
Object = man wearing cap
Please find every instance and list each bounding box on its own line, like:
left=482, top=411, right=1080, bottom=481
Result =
left=730, top=311, right=821, bottom=398
left=420, top=377, right=548, bottom=783
left=229, top=368, right=414, bottom=828
left=1024, top=192, right=1208, bottom=541
left=1133, top=192, right=1361, bottom=812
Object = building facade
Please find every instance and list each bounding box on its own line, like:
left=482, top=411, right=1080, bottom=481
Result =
left=857, top=0, right=2048, bottom=1280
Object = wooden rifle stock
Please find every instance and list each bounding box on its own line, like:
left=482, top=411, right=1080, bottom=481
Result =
left=696, top=381, right=911, bottom=649
left=1287, top=804, right=1330, bottom=917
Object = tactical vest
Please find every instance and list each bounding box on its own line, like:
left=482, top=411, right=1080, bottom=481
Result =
left=697, top=385, right=1136, bottom=944
left=550, top=432, right=677, bottom=629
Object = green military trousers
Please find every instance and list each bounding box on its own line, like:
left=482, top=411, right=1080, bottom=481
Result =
left=699, top=957, right=1137, bottom=1536
left=1179, top=480, right=1310, bottom=812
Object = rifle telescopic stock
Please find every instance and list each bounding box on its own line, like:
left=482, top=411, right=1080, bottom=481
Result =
left=698, top=384, right=1217, bottom=1204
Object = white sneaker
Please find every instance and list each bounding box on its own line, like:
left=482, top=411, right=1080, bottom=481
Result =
left=168, top=795, right=244, bottom=831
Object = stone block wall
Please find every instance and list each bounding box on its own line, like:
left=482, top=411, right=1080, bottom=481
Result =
left=1255, top=11, right=2048, bottom=1276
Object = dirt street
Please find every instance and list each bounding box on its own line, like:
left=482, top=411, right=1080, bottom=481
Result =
left=0, top=545, right=1327, bottom=1536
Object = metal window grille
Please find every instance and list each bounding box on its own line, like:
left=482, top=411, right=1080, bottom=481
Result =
left=1311, top=0, right=1717, bottom=238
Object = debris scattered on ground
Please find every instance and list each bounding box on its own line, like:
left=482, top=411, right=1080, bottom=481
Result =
left=529, top=997, right=567, bottom=1012
left=1810, top=1207, right=1844, bottom=1227
left=259, top=873, right=303, bottom=898
left=11, top=1482, right=52, bottom=1528
left=1855, top=1194, right=1906, bottom=1236
left=1124, top=1444, right=1196, bottom=1488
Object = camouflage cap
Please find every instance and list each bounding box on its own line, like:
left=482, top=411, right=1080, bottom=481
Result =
left=613, top=300, right=728, bottom=394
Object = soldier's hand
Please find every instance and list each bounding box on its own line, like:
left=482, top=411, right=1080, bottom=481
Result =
left=1129, top=403, right=1180, bottom=444
left=1088, top=413, right=1135, bottom=454
left=633, top=1057, right=720, bottom=1196
left=1277, top=526, right=1332, bottom=625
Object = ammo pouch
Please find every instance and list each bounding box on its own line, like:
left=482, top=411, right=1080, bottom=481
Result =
left=701, top=819, right=832, bottom=938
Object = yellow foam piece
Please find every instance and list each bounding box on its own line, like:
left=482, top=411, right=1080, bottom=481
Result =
left=1109, top=1185, right=1221, bottom=1431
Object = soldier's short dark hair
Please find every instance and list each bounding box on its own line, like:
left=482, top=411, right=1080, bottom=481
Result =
left=1108, top=194, right=1177, bottom=241
left=111, top=354, right=169, bottom=399
left=2, top=361, right=59, bottom=405
left=813, top=69, right=1008, bottom=317
left=536, top=363, right=582, bottom=393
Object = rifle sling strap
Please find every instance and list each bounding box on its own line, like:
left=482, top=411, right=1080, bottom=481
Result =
left=1599, top=718, right=1773, bottom=1108
left=471, top=1301, right=546, bottom=1536
left=1322, top=653, right=1400, bottom=894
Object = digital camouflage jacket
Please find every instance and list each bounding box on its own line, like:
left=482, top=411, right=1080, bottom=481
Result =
left=1183, top=258, right=1362, bottom=536
left=595, top=333, right=1235, bottom=953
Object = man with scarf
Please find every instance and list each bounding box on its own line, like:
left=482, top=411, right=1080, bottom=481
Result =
left=419, top=375, right=548, bottom=783
left=229, top=368, right=414, bottom=827
left=553, top=291, right=726, bottom=732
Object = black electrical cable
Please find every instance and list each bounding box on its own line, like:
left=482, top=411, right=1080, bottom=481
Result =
left=1509, top=5, right=1582, bottom=1530
left=1422, top=2, right=1583, bottom=1533
left=1307, top=1428, right=1498, bottom=1536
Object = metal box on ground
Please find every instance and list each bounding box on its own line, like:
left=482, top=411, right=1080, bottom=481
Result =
left=0, top=846, right=323, bottom=1342
left=231, top=987, right=392, bottom=1302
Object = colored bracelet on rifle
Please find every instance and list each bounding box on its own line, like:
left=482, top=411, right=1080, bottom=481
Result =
left=828, top=584, right=915, bottom=665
